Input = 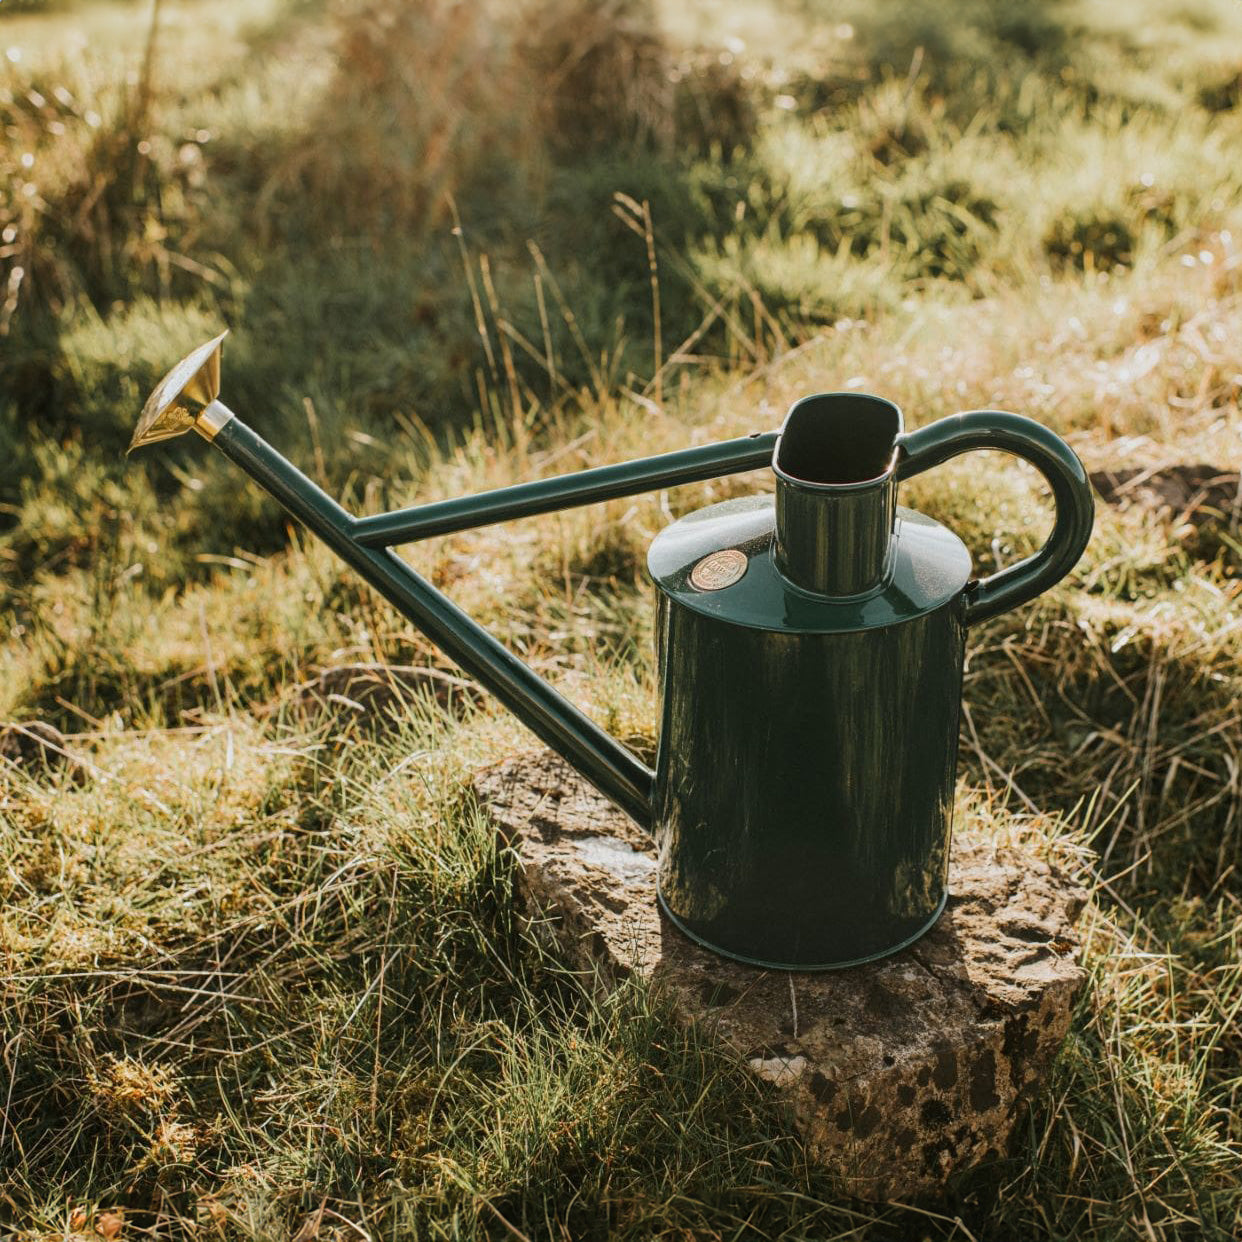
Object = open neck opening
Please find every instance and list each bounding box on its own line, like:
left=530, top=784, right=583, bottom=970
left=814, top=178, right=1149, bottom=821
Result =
left=774, top=393, right=903, bottom=487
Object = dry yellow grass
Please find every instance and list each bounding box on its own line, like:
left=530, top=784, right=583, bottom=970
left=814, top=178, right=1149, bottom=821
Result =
left=0, top=0, right=1239, bottom=1237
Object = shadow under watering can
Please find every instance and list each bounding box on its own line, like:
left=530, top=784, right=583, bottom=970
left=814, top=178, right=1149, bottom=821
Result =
left=130, top=333, right=1093, bottom=969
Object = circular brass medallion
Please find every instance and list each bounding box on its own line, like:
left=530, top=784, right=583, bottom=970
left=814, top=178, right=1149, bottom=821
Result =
left=689, top=548, right=748, bottom=591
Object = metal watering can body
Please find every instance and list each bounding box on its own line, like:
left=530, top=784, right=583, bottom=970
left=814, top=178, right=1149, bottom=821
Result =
left=131, top=336, right=1094, bottom=969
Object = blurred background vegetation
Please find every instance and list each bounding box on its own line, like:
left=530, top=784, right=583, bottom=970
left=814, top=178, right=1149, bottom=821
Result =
left=4, top=0, right=1241, bottom=583
left=1, top=0, right=1240, bottom=1238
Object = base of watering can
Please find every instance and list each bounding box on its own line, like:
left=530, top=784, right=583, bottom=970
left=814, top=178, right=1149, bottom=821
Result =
left=655, top=889, right=950, bottom=972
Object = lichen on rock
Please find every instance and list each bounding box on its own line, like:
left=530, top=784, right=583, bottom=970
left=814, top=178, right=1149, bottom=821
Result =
left=474, top=750, right=1090, bottom=1201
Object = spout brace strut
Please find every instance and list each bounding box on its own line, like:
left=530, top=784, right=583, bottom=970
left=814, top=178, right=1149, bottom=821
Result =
left=354, top=435, right=779, bottom=546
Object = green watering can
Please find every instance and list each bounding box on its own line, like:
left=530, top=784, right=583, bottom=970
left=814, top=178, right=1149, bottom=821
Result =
left=131, top=332, right=1093, bottom=969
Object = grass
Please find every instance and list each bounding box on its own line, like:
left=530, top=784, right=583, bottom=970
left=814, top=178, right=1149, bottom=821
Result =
left=1, top=0, right=1241, bottom=1236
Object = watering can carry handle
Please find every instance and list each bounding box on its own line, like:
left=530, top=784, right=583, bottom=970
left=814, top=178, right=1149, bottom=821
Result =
left=895, top=411, right=1094, bottom=627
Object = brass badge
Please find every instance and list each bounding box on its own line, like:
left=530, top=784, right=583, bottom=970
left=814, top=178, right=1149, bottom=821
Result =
left=689, top=548, right=748, bottom=591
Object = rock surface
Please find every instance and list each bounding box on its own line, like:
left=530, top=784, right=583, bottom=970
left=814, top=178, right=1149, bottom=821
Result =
left=473, top=751, right=1090, bottom=1202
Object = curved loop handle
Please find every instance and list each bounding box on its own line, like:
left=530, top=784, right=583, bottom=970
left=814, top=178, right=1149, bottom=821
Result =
left=895, top=410, right=1094, bottom=626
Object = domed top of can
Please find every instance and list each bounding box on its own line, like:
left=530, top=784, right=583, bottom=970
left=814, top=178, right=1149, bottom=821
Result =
left=646, top=494, right=972, bottom=634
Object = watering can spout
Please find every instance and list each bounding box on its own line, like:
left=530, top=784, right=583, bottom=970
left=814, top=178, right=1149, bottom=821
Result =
left=130, top=333, right=782, bottom=831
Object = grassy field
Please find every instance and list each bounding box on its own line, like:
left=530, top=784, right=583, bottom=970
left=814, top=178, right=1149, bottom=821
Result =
left=1, top=0, right=1241, bottom=1236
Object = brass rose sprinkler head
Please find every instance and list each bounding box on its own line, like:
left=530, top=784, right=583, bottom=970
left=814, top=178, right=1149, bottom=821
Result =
left=128, top=329, right=233, bottom=452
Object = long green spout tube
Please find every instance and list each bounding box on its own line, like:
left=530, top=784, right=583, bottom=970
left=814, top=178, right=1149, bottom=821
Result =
left=353, top=433, right=778, bottom=546
left=207, top=419, right=777, bottom=829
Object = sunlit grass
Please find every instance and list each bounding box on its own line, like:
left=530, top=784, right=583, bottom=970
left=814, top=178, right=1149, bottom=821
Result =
left=0, top=0, right=1239, bottom=1236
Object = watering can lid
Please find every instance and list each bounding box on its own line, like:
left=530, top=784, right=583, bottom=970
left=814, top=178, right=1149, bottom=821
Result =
left=647, top=495, right=972, bottom=634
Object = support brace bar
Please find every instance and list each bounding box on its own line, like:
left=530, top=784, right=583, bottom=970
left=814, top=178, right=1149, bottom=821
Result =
left=353, top=432, right=779, bottom=547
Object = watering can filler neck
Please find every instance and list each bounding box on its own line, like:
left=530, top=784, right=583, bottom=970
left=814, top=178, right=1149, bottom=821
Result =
left=131, top=332, right=1093, bottom=969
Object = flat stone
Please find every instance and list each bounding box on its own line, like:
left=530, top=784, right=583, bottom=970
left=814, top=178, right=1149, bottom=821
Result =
left=473, top=751, right=1090, bottom=1202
